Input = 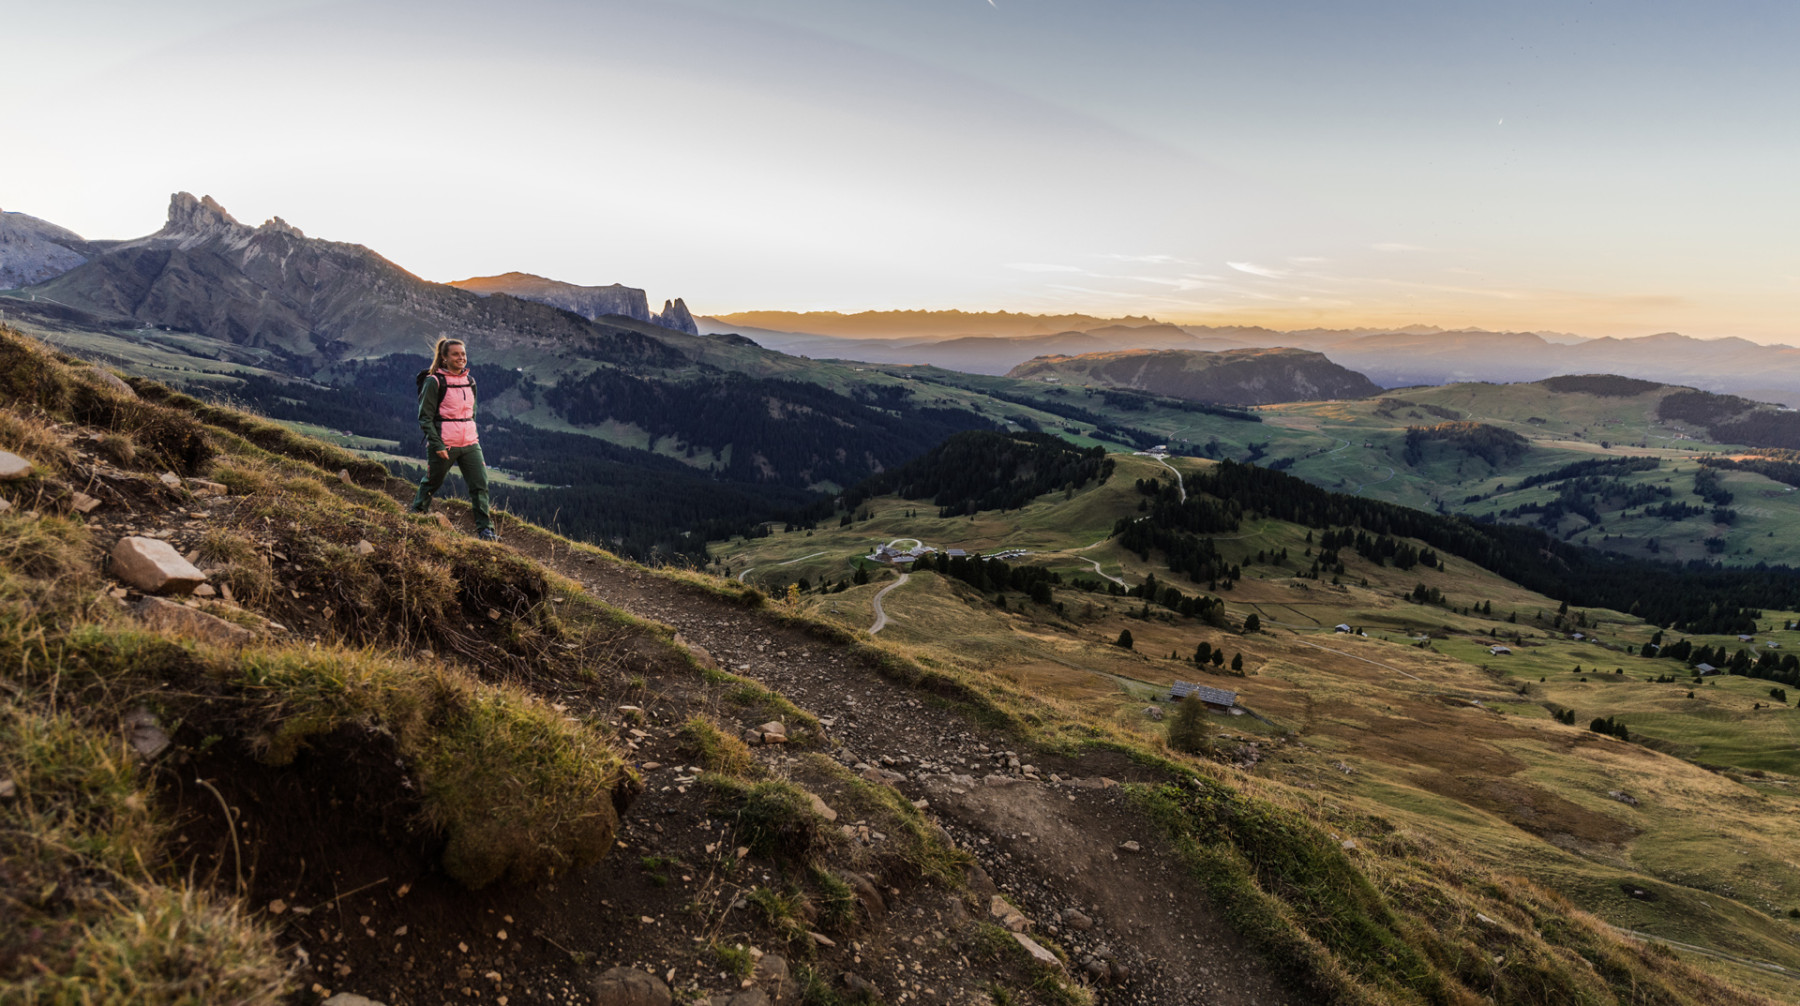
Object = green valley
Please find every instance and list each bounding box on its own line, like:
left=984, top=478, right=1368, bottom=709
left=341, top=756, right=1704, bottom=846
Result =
left=720, top=442, right=1800, bottom=1000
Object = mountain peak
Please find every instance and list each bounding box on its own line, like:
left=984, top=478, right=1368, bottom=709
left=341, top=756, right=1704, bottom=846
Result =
left=162, top=192, right=246, bottom=241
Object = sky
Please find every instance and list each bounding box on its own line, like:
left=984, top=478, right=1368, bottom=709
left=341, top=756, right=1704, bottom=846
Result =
left=7, top=0, right=1799, bottom=340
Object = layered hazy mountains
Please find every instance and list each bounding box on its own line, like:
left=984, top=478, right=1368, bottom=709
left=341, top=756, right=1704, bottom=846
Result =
left=0, top=194, right=700, bottom=366
left=708, top=310, right=1800, bottom=406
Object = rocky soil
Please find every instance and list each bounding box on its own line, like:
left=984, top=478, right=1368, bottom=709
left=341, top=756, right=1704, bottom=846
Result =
left=60, top=438, right=1298, bottom=1006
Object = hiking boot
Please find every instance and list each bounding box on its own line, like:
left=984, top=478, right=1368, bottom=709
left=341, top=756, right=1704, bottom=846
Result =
left=477, top=528, right=498, bottom=542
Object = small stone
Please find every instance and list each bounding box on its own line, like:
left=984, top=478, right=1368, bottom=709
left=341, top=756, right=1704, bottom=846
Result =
left=432, top=514, right=453, bottom=531
left=123, top=707, right=170, bottom=760
left=807, top=792, right=838, bottom=822
left=193, top=583, right=217, bottom=597
left=70, top=491, right=101, bottom=514
left=111, top=537, right=206, bottom=595
left=1117, top=840, right=1142, bottom=854
left=187, top=479, right=229, bottom=496
left=158, top=472, right=182, bottom=488
left=1341, top=839, right=1358, bottom=851
left=0, top=778, right=16, bottom=799
left=1062, top=908, right=1094, bottom=931
left=757, top=721, right=787, bottom=737
left=338, top=469, right=353, bottom=484
left=354, top=540, right=376, bottom=556
left=486, top=608, right=500, bottom=620
left=0, top=450, right=31, bottom=481
left=268, top=899, right=288, bottom=914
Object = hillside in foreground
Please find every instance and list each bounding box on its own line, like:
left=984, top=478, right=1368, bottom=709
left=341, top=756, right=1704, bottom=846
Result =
left=2, top=329, right=1785, bottom=1005
left=725, top=432, right=1800, bottom=1002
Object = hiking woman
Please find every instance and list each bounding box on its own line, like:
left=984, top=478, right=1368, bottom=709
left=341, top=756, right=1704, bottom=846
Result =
left=410, top=338, right=497, bottom=540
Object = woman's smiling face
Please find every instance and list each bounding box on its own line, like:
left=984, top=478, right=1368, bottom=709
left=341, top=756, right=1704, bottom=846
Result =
left=446, top=343, right=467, bottom=372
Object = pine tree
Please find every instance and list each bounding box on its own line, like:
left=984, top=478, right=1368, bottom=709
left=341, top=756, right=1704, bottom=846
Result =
left=1167, top=695, right=1213, bottom=755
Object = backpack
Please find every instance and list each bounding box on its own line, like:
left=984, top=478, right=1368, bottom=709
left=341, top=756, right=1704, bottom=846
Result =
left=416, top=369, right=477, bottom=394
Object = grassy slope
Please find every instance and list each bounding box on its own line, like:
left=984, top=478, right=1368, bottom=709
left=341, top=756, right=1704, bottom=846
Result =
left=3, top=321, right=1788, bottom=1003
left=721, top=452, right=1800, bottom=999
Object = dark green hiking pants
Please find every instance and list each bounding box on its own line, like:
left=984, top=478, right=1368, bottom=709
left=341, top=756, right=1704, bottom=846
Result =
left=410, top=444, right=492, bottom=531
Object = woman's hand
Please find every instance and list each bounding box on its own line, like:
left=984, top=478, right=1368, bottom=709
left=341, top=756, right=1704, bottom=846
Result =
left=436, top=450, right=449, bottom=459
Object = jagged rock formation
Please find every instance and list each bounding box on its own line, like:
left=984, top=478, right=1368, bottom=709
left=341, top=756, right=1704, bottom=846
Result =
left=14, top=193, right=680, bottom=371
left=654, top=297, right=697, bottom=335
left=1006, top=347, right=1381, bottom=405
left=0, top=209, right=94, bottom=289
left=448, top=271, right=652, bottom=323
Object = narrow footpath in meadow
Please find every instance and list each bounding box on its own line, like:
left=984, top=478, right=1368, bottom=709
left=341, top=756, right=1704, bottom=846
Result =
left=497, top=519, right=1299, bottom=1006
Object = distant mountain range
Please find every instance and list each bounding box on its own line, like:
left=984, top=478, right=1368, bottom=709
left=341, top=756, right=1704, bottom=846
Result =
left=702, top=315, right=1800, bottom=405
left=1006, top=347, right=1382, bottom=406
left=709, top=308, right=1160, bottom=339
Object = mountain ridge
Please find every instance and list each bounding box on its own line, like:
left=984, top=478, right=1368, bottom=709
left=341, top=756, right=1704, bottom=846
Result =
left=1005, top=347, right=1383, bottom=406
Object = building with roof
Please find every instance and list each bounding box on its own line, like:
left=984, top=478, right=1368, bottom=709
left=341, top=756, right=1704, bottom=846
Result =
left=1168, top=681, right=1240, bottom=714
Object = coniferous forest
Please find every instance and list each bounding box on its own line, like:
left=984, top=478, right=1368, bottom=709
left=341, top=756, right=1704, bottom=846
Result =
left=1122, top=460, right=1800, bottom=634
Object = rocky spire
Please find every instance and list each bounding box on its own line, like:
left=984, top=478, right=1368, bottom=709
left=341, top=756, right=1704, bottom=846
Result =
left=654, top=297, right=698, bottom=336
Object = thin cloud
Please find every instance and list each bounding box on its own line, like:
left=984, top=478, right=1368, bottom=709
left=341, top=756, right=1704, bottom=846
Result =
left=1004, top=262, right=1087, bottom=273
left=1227, top=261, right=1287, bottom=279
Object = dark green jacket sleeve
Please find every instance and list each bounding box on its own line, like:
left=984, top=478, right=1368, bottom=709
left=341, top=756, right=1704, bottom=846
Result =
left=418, top=375, right=445, bottom=453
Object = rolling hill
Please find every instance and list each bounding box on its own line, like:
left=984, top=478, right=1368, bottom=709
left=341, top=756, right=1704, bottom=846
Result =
left=1005, top=347, right=1382, bottom=406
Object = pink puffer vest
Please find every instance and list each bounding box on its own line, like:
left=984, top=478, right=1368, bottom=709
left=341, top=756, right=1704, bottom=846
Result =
left=435, top=369, right=478, bottom=448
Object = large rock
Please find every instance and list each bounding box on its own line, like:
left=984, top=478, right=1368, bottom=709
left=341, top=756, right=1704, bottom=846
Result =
left=754, top=955, right=796, bottom=1002
left=322, top=995, right=389, bottom=1006
left=707, top=991, right=769, bottom=1006
left=111, top=537, right=206, bottom=594
left=0, top=450, right=31, bottom=481
left=83, top=367, right=137, bottom=399
left=834, top=869, right=886, bottom=922
left=590, top=967, right=673, bottom=1006
left=134, top=595, right=257, bottom=648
